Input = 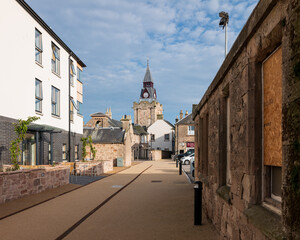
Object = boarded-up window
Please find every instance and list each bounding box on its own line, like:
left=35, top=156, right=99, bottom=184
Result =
left=263, top=47, right=282, bottom=167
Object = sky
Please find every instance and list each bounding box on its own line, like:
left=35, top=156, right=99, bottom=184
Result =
left=26, top=0, right=259, bottom=124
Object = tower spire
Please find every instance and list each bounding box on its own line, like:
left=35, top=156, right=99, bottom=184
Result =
left=147, top=57, right=149, bottom=69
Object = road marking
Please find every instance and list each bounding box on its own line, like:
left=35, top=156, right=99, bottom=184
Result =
left=55, top=165, right=152, bottom=240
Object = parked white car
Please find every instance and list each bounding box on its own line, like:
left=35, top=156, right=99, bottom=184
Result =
left=181, top=153, right=194, bottom=165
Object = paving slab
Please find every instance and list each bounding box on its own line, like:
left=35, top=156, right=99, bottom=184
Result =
left=0, top=160, right=219, bottom=240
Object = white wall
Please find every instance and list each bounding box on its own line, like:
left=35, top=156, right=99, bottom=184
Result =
left=0, top=0, right=83, bottom=134
left=147, top=120, right=174, bottom=151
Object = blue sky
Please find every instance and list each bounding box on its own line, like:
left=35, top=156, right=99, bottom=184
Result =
left=26, top=0, right=258, bottom=124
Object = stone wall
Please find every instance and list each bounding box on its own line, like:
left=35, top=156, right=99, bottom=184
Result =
left=133, top=101, right=163, bottom=127
left=151, top=150, right=162, bottom=161
left=193, top=0, right=299, bottom=239
left=175, top=124, right=195, bottom=154
left=86, top=144, right=124, bottom=166
left=0, top=166, right=69, bottom=204
left=72, top=160, right=113, bottom=175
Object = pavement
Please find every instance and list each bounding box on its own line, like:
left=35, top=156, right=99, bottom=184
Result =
left=0, top=160, right=219, bottom=240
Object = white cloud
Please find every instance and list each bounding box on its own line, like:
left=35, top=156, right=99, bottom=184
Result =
left=26, top=0, right=259, bottom=123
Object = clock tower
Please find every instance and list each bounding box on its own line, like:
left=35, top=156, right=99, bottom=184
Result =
left=133, top=59, right=163, bottom=127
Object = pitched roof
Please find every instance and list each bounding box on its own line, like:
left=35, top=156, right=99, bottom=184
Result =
left=175, top=113, right=194, bottom=125
left=90, top=112, right=106, bottom=117
left=109, top=119, right=123, bottom=128
left=147, top=119, right=175, bottom=129
left=83, top=128, right=125, bottom=144
left=133, top=124, right=148, bottom=135
left=143, top=64, right=153, bottom=83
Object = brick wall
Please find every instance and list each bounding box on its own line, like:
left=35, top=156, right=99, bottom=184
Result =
left=0, top=166, right=69, bottom=204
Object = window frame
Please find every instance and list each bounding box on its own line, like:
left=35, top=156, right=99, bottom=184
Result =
left=164, top=133, right=170, bottom=141
left=77, top=101, right=82, bottom=116
left=151, top=134, right=155, bottom=142
left=51, top=42, right=60, bottom=75
left=62, top=144, right=67, bottom=160
left=70, top=60, right=76, bottom=86
left=51, top=86, right=60, bottom=117
left=70, top=97, right=74, bottom=122
left=35, top=28, right=43, bottom=64
left=35, top=79, right=43, bottom=113
left=188, top=125, right=195, bottom=135
left=75, top=145, right=79, bottom=160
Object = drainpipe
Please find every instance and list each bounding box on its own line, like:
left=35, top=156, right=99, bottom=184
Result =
left=68, top=53, right=72, bottom=162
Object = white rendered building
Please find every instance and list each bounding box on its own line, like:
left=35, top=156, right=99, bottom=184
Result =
left=147, top=120, right=174, bottom=152
left=0, top=0, right=86, bottom=165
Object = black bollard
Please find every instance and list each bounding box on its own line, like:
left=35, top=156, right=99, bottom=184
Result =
left=194, top=181, right=202, bottom=225
left=176, top=157, right=178, bottom=168
left=179, top=160, right=182, bottom=175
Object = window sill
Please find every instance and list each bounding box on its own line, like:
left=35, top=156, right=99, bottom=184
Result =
left=217, top=185, right=231, bottom=204
left=35, top=111, right=43, bottom=116
left=262, top=198, right=282, bottom=216
left=51, top=114, right=61, bottom=119
left=244, top=205, right=286, bottom=239
left=35, top=61, right=43, bottom=68
left=52, top=71, right=61, bottom=78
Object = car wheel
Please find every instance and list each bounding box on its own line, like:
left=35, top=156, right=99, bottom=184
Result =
left=184, top=160, right=190, bottom=165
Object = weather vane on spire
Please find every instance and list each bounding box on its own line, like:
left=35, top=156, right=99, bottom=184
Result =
left=147, top=57, right=149, bottom=68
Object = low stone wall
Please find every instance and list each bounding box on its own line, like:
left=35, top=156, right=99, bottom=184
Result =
left=151, top=150, right=162, bottom=161
left=0, top=166, right=70, bottom=204
left=74, top=160, right=113, bottom=176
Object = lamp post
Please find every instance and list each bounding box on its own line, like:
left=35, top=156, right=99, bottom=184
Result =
left=219, top=11, right=229, bottom=58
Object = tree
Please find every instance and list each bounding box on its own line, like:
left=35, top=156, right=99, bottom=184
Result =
left=10, top=116, right=39, bottom=170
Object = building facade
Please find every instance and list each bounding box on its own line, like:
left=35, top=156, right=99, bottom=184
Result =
left=148, top=119, right=175, bottom=156
left=193, top=0, right=300, bottom=239
left=175, top=111, right=194, bottom=155
left=133, top=60, right=163, bottom=127
left=0, top=0, right=85, bottom=166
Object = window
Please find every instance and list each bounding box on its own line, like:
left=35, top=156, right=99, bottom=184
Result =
left=164, top=134, right=170, bottom=141
left=70, top=97, right=74, bottom=122
left=262, top=47, right=283, bottom=205
left=70, top=60, right=76, bottom=86
left=35, top=79, right=43, bottom=112
left=141, top=135, right=147, bottom=143
left=188, top=125, right=195, bottom=135
left=35, top=29, right=43, bottom=64
left=77, top=67, right=82, bottom=82
left=62, top=144, right=67, bottom=160
left=51, top=43, right=60, bottom=75
left=51, top=86, right=60, bottom=116
left=226, top=96, right=231, bottom=186
left=77, top=101, right=82, bottom=115
left=151, top=134, right=155, bottom=141
left=48, top=144, right=51, bottom=163
left=75, top=145, right=79, bottom=160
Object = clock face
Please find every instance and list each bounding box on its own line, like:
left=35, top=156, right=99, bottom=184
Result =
left=143, top=92, right=149, bottom=98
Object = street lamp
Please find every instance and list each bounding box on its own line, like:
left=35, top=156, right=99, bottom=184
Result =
left=219, top=11, right=229, bottom=57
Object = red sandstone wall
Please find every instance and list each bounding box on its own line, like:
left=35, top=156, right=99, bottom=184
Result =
left=0, top=166, right=70, bottom=204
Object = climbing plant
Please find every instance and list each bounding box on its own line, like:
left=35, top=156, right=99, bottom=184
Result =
left=88, top=136, right=97, bottom=160
left=81, top=137, right=88, bottom=160
left=10, top=116, right=39, bottom=171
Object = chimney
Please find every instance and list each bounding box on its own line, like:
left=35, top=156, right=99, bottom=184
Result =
left=180, top=110, right=183, bottom=120
left=108, top=107, right=112, bottom=119
left=185, top=110, right=188, bottom=117
left=175, top=116, right=179, bottom=123
left=121, top=115, right=132, bottom=130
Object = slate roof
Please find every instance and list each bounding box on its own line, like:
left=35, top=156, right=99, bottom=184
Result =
left=175, top=113, right=194, bottom=125
left=109, top=119, right=123, bottom=128
left=83, top=128, right=125, bottom=144
left=133, top=124, right=148, bottom=135
left=147, top=119, right=175, bottom=129
left=143, top=64, right=153, bottom=83
left=90, top=112, right=106, bottom=117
